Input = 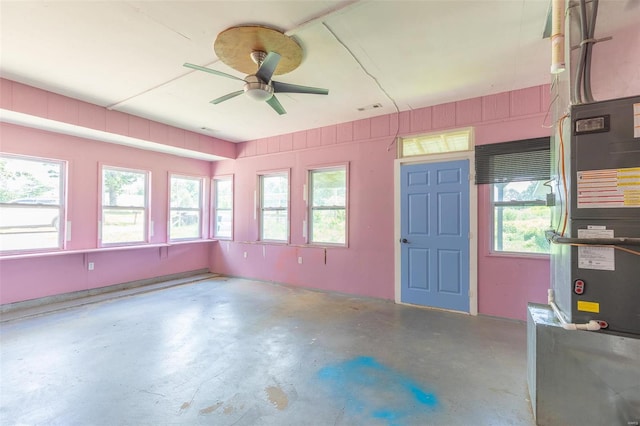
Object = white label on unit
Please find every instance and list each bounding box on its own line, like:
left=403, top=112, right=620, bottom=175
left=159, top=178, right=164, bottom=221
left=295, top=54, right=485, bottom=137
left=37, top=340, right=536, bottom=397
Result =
left=577, top=228, right=615, bottom=271
left=634, top=103, right=640, bottom=138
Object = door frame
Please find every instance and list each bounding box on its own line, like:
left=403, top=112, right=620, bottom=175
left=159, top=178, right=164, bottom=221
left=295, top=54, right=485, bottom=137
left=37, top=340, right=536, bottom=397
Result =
left=394, top=150, right=478, bottom=315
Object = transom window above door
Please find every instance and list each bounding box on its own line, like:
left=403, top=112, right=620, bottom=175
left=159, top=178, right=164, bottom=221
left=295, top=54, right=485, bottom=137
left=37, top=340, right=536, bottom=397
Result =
left=400, top=128, right=473, bottom=158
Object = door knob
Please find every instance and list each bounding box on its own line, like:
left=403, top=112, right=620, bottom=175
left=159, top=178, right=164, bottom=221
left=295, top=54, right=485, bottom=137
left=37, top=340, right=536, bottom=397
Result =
left=400, top=238, right=409, bottom=243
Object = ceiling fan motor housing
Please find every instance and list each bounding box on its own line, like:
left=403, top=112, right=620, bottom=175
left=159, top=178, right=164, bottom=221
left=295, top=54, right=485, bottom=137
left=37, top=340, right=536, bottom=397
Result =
left=244, top=75, right=274, bottom=101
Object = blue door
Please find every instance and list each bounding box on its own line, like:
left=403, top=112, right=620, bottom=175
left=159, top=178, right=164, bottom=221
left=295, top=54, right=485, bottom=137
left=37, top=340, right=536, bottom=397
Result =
left=400, top=160, right=470, bottom=312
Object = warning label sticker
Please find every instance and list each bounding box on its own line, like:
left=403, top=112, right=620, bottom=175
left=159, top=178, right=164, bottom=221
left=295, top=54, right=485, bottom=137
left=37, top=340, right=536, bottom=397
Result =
left=578, top=228, right=615, bottom=271
left=577, top=167, right=640, bottom=208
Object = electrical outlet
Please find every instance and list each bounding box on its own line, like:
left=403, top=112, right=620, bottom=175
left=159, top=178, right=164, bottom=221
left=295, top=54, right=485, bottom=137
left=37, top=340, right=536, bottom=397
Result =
left=88, top=262, right=95, bottom=271
left=243, top=251, right=248, bottom=259
left=298, top=256, right=303, bottom=264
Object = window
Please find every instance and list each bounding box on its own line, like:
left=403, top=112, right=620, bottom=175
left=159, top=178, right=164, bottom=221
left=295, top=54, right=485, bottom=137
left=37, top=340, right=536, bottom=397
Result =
left=101, top=166, right=149, bottom=245
left=400, top=128, right=472, bottom=158
left=169, top=175, right=203, bottom=241
left=492, top=181, right=550, bottom=254
left=213, top=176, right=233, bottom=239
left=308, top=166, right=347, bottom=245
left=475, top=137, right=551, bottom=255
left=259, top=172, right=288, bottom=242
left=0, top=154, right=65, bottom=252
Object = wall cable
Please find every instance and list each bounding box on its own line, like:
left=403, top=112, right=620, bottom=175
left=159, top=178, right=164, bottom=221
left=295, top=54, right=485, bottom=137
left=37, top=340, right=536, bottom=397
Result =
left=541, top=76, right=560, bottom=129
left=572, top=0, right=600, bottom=104
left=582, top=0, right=599, bottom=102
left=556, top=114, right=570, bottom=236
left=321, top=22, right=401, bottom=152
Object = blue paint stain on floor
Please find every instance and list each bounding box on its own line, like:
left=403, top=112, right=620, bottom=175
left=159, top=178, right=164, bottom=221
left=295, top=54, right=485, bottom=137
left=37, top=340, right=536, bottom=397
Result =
left=317, top=356, right=438, bottom=426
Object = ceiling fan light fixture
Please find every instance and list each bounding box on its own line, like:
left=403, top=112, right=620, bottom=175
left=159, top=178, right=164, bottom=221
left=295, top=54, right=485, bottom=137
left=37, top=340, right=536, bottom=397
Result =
left=244, top=76, right=274, bottom=101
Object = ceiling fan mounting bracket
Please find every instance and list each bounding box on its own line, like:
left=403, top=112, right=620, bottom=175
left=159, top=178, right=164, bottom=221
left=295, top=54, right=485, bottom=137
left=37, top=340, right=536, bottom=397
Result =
left=214, top=25, right=303, bottom=75
left=250, top=51, right=268, bottom=66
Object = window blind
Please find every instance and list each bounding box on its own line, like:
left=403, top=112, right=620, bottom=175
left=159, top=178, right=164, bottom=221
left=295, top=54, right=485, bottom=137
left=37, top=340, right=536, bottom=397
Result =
left=475, top=137, right=550, bottom=184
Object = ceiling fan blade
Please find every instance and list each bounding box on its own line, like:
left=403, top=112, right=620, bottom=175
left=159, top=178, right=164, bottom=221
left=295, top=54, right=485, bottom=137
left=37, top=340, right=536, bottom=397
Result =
left=266, top=95, right=286, bottom=115
left=183, top=63, right=244, bottom=81
left=272, top=81, right=329, bottom=95
left=256, top=52, right=281, bottom=83
left=210, top=90, right=244, bottom=105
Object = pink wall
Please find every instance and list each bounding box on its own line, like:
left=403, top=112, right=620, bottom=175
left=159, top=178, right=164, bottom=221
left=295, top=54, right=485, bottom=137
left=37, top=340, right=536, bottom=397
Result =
left=0, top=245, right=209, bottom=304
left=0, top=79, right=237, bottom=160
left=212, top=136, right=396, bottom=299
left=211, top=85, right=553, bottom=321
left=0, top=121, right=213, bottom=304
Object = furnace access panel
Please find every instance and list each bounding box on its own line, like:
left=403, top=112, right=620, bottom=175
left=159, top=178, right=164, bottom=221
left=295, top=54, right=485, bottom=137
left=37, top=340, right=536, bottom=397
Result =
left=568, top=96, right=640, bottom=335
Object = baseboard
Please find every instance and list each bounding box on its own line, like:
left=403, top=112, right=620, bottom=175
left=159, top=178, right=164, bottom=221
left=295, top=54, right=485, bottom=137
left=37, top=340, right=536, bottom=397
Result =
left=1, top=269, right=213, bottom=318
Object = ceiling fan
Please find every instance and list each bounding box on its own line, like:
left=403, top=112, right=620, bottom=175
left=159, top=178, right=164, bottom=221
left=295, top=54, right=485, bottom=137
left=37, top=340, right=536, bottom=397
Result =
left=184, top=50, right=328, bottom=115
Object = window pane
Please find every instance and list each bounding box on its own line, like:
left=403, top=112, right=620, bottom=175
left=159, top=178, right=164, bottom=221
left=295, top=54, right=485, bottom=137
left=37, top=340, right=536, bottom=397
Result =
left=262, top=175, right=288, bottom=208
left=494, top=205, right=550, bottom=254
left=102, top=208, right=146, bottom=244
left=214, top=178, right=233, bottom=239
left=170, top=210, right=201, bottom=239
left=493, top=181, right=546, bottom=203
left=444, top=132, right=471, bottom=150
left=311, top=209, right=346, bottom=244
left=170, top=176, right=202, bottom=241
left=402, top=130, right=470, bottom=157
left=171, top=177, right=201, bottom=208
left=101, top=167, right=147, bottom=245
left=215, top=179, right=233, bottom=209
left=0, top=155, right=64, bottom=252
left=215, top=210, right=232, bottom=239
left=493, top=180, right=550, bottom=254
left=260, top=173, right=288, bottom=242
left=312, top=169, right=346, bottom=207
left=0, top=156, right=62, bottom=203
left=102, top=169, right=146, bottom=207
left=262, top=210, right=288, bottom=241
left=309, top=166, right=347, bottom=246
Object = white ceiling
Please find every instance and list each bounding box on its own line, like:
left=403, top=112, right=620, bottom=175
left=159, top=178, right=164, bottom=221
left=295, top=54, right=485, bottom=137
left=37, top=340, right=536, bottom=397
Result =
left=1, top=0, right=638, bottom=143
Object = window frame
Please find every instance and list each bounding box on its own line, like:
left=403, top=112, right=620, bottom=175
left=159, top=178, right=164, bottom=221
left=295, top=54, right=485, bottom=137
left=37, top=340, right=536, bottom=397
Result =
left=169, top=173, right=205, bottom=242
left=475, top=137, right=552, bottom=257
left=212, top=175, right=233, bottom=240
left=99, top=165, right=150, bottom=247
left=258, top=169, right=290, bottom=243
left=0, top=153, right=67, bottom=254
left=490, top=180, right=550, bottom=256
left=306, top=163, right=349, bottom=247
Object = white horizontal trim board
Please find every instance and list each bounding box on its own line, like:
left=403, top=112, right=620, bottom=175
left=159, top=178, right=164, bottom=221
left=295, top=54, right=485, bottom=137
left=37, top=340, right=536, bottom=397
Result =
left=0, top=109, right=225, bottom=161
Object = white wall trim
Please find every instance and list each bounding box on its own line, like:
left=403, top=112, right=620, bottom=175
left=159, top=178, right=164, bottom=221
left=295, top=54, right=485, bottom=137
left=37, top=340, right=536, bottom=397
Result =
left=394, top=150, right=478, bottom=315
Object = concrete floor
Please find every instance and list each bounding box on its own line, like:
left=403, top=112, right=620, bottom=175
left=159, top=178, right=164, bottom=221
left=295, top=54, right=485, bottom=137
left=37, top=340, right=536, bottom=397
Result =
left=0, top=276, right=535, bottom=425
